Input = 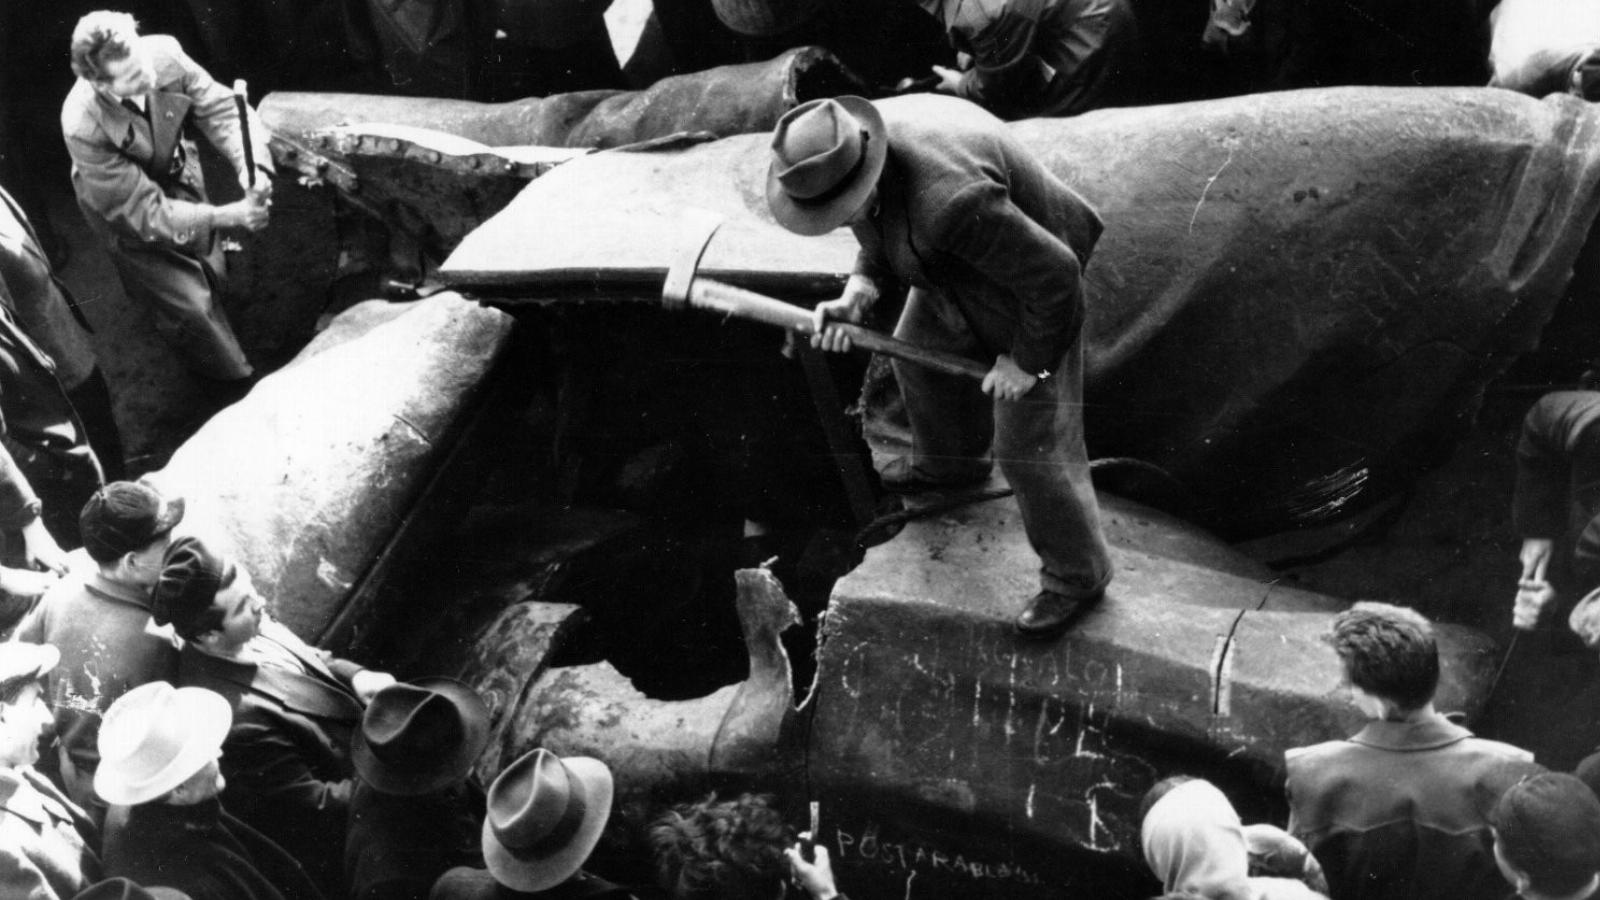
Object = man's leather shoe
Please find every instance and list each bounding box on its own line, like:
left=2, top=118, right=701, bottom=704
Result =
left=1015, top=589, right=1101, bottom=637
left=879, top=456, right=989, bottom=494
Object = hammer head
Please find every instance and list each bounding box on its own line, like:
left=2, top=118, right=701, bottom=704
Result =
left=662, top=213, right=723, bottom=311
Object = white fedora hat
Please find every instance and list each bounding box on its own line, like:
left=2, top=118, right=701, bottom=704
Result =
left=95, top=681, right=231, bottom=806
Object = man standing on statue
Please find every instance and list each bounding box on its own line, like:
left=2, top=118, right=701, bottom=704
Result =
left=765, top=93, right=1112, bottom=637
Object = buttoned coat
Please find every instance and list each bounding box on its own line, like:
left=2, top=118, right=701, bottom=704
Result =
left=178, top=619, right=366, bottom=895
left=60, top=34, right=271, bottom=380
left=0, top=766, right=101, bottom=899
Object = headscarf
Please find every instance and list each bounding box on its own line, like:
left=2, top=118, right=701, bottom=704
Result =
left=1141, top=780, right=1326, bottom=900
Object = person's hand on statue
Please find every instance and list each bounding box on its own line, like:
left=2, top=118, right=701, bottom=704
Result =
left=810, top=275, right=878, bottom=354
left=982, top=354, right=1038, bottom=401
left=351, top=669, right=397, bottom=704
left=785, top=835, right=840, bottom=900
left=21, top=518, right=67, bottom=576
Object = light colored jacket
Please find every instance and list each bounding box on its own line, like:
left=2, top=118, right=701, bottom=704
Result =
left=60, top=34, right=270, bottom=255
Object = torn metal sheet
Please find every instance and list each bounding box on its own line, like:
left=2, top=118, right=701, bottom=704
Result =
left=441, top=88, right=1600, bottom=537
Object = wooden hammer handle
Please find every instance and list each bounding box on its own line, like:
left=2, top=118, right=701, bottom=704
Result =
left=689, top=277, right=990, bottom=381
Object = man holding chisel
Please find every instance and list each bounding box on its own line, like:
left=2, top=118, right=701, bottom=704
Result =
left=766, top=93, right=1112, bottom=637
left=61, top=11, right=272, bottom=393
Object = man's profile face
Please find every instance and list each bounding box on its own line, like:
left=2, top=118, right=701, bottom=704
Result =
left=0, top=682, right=53, bottom=769
left=94, top=43, right=155, bottom=101
left=207, top=568, right=265, bottom=651
left=170, top=756, right=225, bottom=804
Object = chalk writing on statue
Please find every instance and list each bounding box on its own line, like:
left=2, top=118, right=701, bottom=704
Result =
left=833, top=824, right=1047, bottom=885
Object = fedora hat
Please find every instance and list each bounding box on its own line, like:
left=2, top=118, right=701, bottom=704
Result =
left=0, top=642, right=59, bottom=695
left=481, top=748, right=614, bottom=892
left=95, top=681, right=231, bottom=806
left=72, top=878, right=191, bottom=900
left=767, top=96, right=888, bottom=237
left=352, top=677, right=490, bottom=796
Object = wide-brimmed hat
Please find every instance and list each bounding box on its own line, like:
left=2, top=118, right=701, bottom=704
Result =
left=72, top=878, right=191, bottom=900
left=766, top=96, right=888, bottom=237
left=95, top=681, right=231, bottom=806
left=0, top=643, right=59, bottom=695
left=481, top=748, right=614, bottom=892
left=352, top=677, right=490, bottom=796
left=80, top=481, right=185, bottom=564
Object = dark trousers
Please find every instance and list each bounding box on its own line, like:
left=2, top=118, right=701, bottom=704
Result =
left=891, top=286, right=1112, bottom=597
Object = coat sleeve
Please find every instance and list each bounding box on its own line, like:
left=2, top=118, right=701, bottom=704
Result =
left=222, top=716, right=353, bottom=829
left=177, top=38, right=272, bottom=186
left=952, top=4, right=1053, bottom=113
left=935, top=179, right=1084, bottom=374
left=61, top=98, right=216, bottom=253
left=1513, top=397, right=1576, bottom=540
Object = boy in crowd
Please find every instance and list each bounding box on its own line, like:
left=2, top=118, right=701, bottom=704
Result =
left=651, top=792, right=843, bottom=900
left=1490, top=771, right=1600, bottom=900
left=1286, top=602, right=1535, bottom=900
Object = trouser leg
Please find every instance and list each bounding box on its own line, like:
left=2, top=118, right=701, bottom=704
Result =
left=890, top=287, right=993, bottom=481
left=993, top=334, right=1112, bottom=596
left=66, top=367, right=125, bottom=482
left=110, top=243, right=253, bottom=381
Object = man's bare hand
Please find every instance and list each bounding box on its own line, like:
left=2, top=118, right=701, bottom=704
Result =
left=217, top=193, right=269, bottom=232
left=931, top=64, right=964, bottom=94
left=982, top=354, right=1038, bottom=401
left=1514, top=578, right=1556, bottom=631
left=21, top=518, right=67, bottom=575
left=351, top=669, right=397, bottom=704
left=810, top=276, right=878, bottom=353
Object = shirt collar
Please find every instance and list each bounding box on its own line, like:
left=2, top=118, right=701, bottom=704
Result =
left=1350, top=713, right=1472, bottom=751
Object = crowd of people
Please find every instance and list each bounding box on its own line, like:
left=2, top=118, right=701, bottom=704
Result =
left=1140, top=601, right=1600, bottom=900
left=0, top=2, right=1593, bottom=899
left=0, top=484, right=848, bottom=900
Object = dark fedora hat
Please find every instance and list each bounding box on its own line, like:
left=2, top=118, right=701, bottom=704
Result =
left=352, top=677, right=490, bottom=796
left=766, top=96, right=888, bottom=237
left=481, top=748, right=614, bottom=892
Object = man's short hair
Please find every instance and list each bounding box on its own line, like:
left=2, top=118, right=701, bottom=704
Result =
left=149, top=535, right=237, bottom=643
left=69, top=10, right=140, bottom=82
left=649, top=793, right=793, bottom=900
left=1492, top=772, right=1600, bottom=897
left=80, top=481, right=185, bottom=564
left=1326, top=601, right=1439, bottom=712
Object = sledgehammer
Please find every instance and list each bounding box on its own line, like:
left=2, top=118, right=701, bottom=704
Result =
left=662, top=217, right=988, bottom=380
